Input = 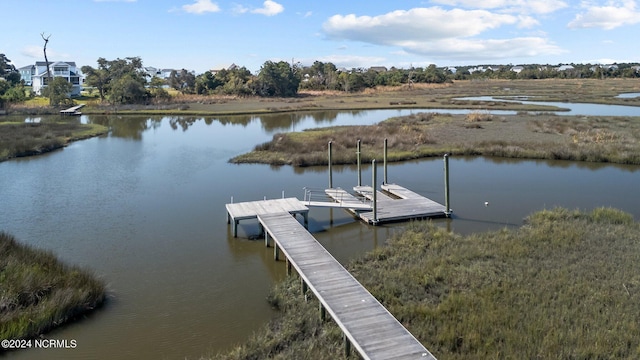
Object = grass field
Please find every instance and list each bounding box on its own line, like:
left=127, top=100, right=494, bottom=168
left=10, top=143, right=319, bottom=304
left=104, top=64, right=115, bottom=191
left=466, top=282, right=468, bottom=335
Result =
left=209, top=208, right=640, bottom=359
left=0, top=232, right=106, bottom=343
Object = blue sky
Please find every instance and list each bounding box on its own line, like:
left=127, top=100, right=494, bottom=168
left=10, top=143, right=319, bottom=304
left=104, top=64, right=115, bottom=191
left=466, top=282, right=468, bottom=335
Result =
left=2, top=0, right=639, bottom=74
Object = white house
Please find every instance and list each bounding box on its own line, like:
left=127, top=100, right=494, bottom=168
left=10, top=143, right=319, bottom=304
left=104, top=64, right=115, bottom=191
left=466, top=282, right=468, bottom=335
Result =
left=30, top=61, right=82, bottom=96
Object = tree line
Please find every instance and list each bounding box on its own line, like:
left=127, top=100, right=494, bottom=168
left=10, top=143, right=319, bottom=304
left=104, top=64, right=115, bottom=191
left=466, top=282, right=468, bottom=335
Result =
left=2, top=51, right=640, bottom=107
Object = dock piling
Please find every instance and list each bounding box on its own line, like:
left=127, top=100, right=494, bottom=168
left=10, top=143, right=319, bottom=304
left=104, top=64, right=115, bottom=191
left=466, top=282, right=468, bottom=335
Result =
left=383, top=138, right=388, bottom=184
left=372, top=159, right=378, bottom=224
left=357, top=139, right=362, bottom=187
left=328, top=141, right=333, bottom=189
left=444, top=154, right=451, bottom=217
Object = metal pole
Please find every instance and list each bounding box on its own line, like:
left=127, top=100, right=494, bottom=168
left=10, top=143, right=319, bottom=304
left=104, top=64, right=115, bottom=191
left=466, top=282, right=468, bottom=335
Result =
left=328, top=141, right=333, bottom=189
left=357, top=139, right=362, bottom=187
left=372, top=159, right=378, bottom=224
left=383, top=138, right=388, bottom=184
left=444, top=154, right=451, bottom=217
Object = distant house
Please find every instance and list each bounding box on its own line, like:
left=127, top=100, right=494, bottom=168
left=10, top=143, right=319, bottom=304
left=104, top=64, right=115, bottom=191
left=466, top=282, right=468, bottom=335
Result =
left=18, top=65, right=35, bottom=86
left=29, top=61, right=82, bottom=96
left=510, top=66, right=524, bottom=73
left=369, top=66, right=388, bottom=72
left=144, top=67, right=185, bottom=80
left=556, top=65, right=574, bottom=71
left=210, top=63, right=239, bottom=75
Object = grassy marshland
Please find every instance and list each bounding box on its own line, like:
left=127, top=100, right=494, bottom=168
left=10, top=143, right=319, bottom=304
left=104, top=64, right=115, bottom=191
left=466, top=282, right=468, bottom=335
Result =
left=231, top=111, right=640, bottom=166
left=0, top=121, right=108, bottom=162
left=210, top=208, right=640, bottom=359
left=0, top=232, right=106, bottom=343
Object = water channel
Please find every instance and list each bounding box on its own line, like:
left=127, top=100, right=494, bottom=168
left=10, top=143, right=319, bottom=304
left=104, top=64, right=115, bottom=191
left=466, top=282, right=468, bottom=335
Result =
left=1, top=101, right=639, bottom=359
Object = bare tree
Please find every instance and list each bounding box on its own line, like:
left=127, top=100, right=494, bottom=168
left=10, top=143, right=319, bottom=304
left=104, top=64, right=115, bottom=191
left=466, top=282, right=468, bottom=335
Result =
left=41, top=33, right=53, bottom=104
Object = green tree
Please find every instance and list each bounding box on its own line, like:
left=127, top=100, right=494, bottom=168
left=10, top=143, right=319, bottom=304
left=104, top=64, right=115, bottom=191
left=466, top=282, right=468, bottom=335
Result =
left=149, top=76, right=170, bottom=100
left=195, top=71, right=222, bottom=94
left=81, top=60, right=110, bottom=102
left=81, top=57, right=147, bottom=104
left=169, top=69, right=196, bottom=94
left=109, top=73, right=148, bottom=104
left=257, top=61, right=300, bottom=97
left=2, top=85, right=27, bottom=103
left=41, top=77, right=73, bottom=106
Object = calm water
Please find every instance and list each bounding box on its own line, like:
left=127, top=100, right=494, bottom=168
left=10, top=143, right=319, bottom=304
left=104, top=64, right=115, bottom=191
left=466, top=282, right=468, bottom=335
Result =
left=459, top=96, right=640, bottom=116
left=1, top=108, right=639, bottom=359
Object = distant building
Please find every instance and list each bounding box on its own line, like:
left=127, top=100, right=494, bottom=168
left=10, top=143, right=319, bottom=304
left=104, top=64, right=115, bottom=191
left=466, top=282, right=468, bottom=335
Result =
left=26, top=61, right=82, bottom=96
left=18, top=65, right=35, bottom=85
left=210, top=63, right=239, bottom=75
left=510, top=66, right=524, bottom=73
left=369, top=66, right=388, bottom=72
left=556, top=65, right=575, bottom=71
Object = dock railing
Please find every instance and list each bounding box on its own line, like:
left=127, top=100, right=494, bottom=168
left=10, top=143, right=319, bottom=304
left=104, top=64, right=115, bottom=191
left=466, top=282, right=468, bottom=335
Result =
left=303, top=187, right=372, bottom=210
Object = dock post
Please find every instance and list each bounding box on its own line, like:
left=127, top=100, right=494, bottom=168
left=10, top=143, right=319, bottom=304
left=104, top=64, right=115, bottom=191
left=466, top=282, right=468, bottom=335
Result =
left=372, top=159, right=378, bottom=224
left=357, top=139, right=362, bottom=186
left=320, top=303, right=326, bottom=322
left=286, top=258, right=292, bottom=276
left=274, top=244, right=280, bottom=261
left=265, top=231, right=270, bottom=247
left=383, top=138, right=388, bottom=184
left=444, top=154, right=451, bottom=217
left=232, top=219, right=239, bottom=237
left=328, top=141, right=333, bottom=189
left=344, top=334, right=352, bottom=357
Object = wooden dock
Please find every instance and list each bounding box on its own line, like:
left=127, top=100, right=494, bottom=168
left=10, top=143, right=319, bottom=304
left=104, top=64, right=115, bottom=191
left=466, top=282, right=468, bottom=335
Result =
left=59, top=104, right=84, bottom=116
left=257, top=212, right=437, bottom=360
left=224, top=183, right=445, bottom=357
left=225, top=197, right=309, bottom=237
left=325, top=184, right=448, bottom=224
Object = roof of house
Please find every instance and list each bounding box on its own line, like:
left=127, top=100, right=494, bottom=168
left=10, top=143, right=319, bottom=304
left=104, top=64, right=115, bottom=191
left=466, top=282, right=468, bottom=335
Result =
left=35, top=61, right=76, bottom=67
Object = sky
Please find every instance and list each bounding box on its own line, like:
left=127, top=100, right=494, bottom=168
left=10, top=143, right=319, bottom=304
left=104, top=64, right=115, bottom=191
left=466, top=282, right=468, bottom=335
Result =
left=2, top=0, right=639, bottom=74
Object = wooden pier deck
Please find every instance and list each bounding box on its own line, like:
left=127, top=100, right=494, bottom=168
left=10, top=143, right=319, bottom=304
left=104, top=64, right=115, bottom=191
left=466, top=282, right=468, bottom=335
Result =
left=225, top=197, right=309, bottom=237
left=257, top=212, right=437, bottom=360
left=324, top=184, right=447, bottom=224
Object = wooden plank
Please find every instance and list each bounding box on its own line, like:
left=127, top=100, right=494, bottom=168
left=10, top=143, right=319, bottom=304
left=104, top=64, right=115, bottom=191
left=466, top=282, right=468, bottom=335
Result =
left=381, top=183, right=425, bottom=200
left=256, top=212, right=436, bottom=360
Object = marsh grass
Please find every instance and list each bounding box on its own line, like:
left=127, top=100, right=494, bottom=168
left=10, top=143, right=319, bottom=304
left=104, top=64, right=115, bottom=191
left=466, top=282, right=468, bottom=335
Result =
left=0, top=122, right=108, bottom=162
left=0, top=232, right=106, bottom=343
left=231, top=111, right=640, bottom=166
left=209, top=208, right=640, bottom=359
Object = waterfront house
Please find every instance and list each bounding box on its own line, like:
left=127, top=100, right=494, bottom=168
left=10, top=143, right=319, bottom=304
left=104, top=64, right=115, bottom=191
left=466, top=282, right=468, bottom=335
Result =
left=29, top=61, right=82, bottom=96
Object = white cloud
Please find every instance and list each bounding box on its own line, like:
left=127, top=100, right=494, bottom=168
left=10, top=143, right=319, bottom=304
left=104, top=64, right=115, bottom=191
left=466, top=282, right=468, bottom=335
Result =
left=323, top=8, right=518, bottom=44
left=403, top=37, right=566, bottom=60
left=182, top=0, right=220, bottom=14
left=21, top=45, right=71, bottom=60
left=322, top=7, right=565, bottom=62
left=430, top=0, right=568, bottom=14
left=568, top=0, right=640, bottom=29
left=251, top=1, right=284, bottom=16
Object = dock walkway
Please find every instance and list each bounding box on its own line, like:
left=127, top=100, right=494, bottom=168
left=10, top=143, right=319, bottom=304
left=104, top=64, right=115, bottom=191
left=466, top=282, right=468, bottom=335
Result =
left=225, top=197, right=309, bottom=237
left=257, top=212, right=436, bottom=360
left=59, top=104, right=85, bottom=116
